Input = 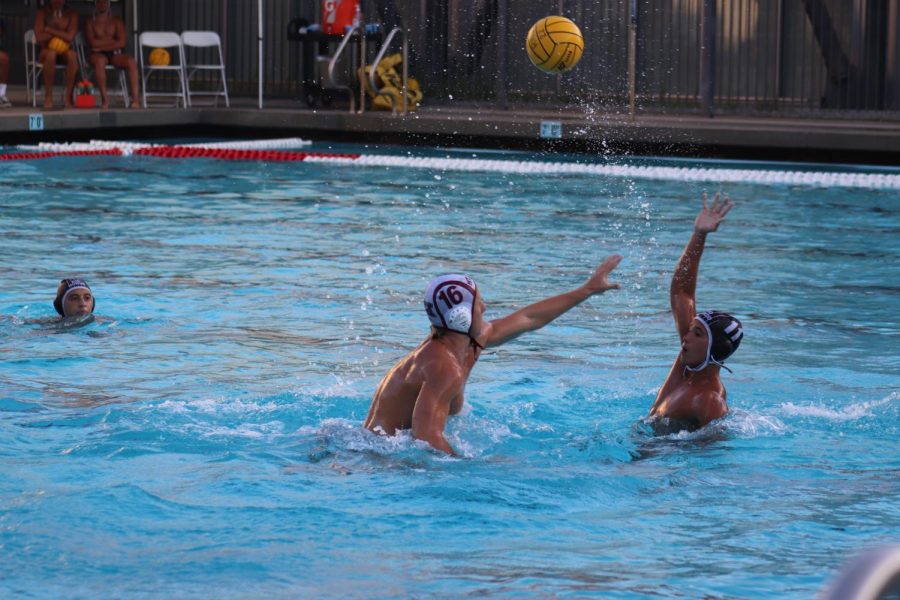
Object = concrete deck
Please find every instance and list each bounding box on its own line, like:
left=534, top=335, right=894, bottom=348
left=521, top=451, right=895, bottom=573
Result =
left=1, top=86, right=899, bottom=164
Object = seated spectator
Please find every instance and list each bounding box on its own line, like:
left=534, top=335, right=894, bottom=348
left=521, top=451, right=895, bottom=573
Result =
left=0, top=16, right=10, bottom=107
left=35, top=0, right=79, bottom=109
left=84, top=0, right=140, bottom=108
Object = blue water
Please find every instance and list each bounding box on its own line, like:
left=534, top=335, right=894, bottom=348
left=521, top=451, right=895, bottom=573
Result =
left=1, top=145, right=898, bottom=598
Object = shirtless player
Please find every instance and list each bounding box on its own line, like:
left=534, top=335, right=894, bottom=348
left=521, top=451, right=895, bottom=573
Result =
left=648, top=193, right=744, bottom=431
left=365, top=256, right=622, bottom=455
left=84, top=0, right=140, bottom=108
left=34, top=0, right=78, bottom=109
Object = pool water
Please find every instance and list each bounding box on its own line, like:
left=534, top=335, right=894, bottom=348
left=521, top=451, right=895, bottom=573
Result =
left=1, top=145, right=898, bottom=598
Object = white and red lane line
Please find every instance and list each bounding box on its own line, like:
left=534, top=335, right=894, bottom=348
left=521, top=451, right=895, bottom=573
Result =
left=306, top=153, right=900, bottom=190
left=3, top=141, right=899, bottom=190
left=0, top=148, right=123, bottom=161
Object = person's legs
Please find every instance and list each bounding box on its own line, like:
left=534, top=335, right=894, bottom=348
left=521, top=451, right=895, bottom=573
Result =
left=111, top=53, right=140, bottom=108
left=90, top=52, right=110, bottom=108
left=63, top=50, right=78, bottom=108
left=39, top=48, right=57, bottom=108
left=0, top=50, right=10, bottom=107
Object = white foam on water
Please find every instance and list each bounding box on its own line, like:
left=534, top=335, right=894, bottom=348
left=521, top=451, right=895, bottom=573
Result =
left=723, top=409, right=789, bottom=436
left=780, top=391, right=898, bottom=421
left=447, top=412, right=518, bottom=458
left=292, top=374, right=361, bottom=400
left=645, top=408, right=788, bottom=441
left=194, top=421, right=285, bottom=439
left=144, top=397, right=289, bottom=442
left=297, top=411, right=518, bottom=460
left=302, top=417, right=428, bottom=456
left=155, top=396, right=280, bottom=416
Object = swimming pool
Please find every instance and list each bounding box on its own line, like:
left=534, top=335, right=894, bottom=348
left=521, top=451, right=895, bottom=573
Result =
left=1, top=143, right=898, bottom=598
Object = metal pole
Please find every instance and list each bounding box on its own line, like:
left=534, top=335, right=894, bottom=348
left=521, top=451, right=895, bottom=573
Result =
left=699, top=0, right=716, bottom=116
left=402, top=32, right=408, bottom=115
left=889, top=0, right=900, bottom=109
left=496, top=0, right=508, bottom=108
left=258, top=0, right=263, bottom=109
left=775, top=0, right=784, bottom=100
left=628, top=0, right=637, bottom=118
left=132, top=0, right=139, bottom=56
left=359, top=28, right=367, bottom=114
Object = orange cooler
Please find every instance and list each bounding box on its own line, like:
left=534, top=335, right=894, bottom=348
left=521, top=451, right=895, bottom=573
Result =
left=321, top=0, right=358, bottom=34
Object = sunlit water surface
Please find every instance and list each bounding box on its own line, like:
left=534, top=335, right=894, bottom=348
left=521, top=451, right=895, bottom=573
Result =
left=1, top=145, right=898, bottom=598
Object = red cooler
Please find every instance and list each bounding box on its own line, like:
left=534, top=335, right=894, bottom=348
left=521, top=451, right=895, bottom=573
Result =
left=322, top=0, right=358, bottom=34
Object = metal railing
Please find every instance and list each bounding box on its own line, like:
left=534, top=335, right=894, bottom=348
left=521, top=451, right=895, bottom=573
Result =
left=326, top=24, right=359, bottom=113
left=365, top=27, right=408, bottom=115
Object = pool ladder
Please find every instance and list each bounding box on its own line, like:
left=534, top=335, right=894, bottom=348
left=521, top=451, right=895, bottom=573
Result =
left=362, top=27, right=409, bottom=116
left=323, top=25, right=409, bottom=115
left=322, top=25, right=360, bottom=113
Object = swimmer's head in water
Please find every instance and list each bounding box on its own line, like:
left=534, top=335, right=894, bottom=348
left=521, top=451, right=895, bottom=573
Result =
left=54, top=278, right=95, bottom=317
left=424, top=273, right=478, bottom=335
left=685, top=310, right=743, bottom=373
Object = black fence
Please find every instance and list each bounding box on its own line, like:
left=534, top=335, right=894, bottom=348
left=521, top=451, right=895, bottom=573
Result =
left=2, top=0, right=898, bottom=117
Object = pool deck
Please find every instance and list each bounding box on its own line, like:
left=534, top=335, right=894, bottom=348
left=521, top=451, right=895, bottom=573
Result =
left=1, top=86, right=899, bottom=164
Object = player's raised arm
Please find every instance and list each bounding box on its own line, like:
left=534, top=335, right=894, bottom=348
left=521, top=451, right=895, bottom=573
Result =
left=481, top=255, right=622, bottom=349
left=670, top=193, right=732, bottom=337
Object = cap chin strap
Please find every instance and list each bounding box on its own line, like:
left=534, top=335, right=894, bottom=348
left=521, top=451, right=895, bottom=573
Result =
left=709, top=357, right=733, bottom=374
left=451, top=289, right=483, bottom=351
left=468, top=289, right=484, bottom=350
left=683, top=317, right=733, bottom=374
left=468, top=333, right=484, bottom=351
left=438, top=327, right=484, bottom=351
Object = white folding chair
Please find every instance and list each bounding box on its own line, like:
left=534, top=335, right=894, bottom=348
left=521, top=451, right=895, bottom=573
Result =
left=138, top=31, right=188, bottom=108
left=74, top=31, right=130, bottom=107
left=25, top=29, right=60, bottom=107
left=181, top=31, right=230, bottom=107
left=24, top=29, right=42, bottom=107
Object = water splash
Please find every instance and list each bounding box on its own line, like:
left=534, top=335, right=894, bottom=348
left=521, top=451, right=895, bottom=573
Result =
left=780, top=391, right=898, bottom=421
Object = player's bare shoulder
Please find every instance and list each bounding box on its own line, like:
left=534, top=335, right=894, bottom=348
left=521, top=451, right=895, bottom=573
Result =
left=692, top=387, right=727, bottom=424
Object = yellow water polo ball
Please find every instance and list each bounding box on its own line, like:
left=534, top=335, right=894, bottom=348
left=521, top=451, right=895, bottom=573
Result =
left=149, top=48, right=171, bottom=66
left=48, top=37, right=70, bottom=54
left=525, top=16, right=584, bottom=74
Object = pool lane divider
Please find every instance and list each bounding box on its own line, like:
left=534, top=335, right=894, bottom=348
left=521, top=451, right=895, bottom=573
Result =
left=133, top=147, right=360, bottom=161
left=3, top=140, right=900, bottom=190
left=0, top=148, right=123, bottom=161
left=13, top=137, right=312, bottom=155
left=313, top=154, right=900, bottom=190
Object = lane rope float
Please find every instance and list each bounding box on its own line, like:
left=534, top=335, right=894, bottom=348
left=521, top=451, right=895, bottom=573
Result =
left=3, top=139, right=899, bottom=190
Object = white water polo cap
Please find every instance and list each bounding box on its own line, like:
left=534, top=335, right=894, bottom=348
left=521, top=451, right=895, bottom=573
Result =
left=424, top=273, right=478, bottom=334
left=686, top=310, right=744, bottom=373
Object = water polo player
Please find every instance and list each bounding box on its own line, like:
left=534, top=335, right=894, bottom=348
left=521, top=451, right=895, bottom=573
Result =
left=365, top=255, right=622, bottom=456
left=54, top=278, right=95, bottom=319
left=649, top=193, right=744, bottom=430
